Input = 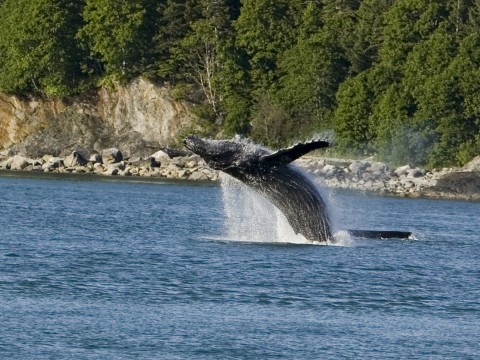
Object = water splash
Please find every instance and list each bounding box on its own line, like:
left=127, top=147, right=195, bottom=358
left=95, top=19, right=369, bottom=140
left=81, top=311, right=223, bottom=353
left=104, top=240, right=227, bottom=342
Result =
left=331, top=230, right=355, bottom=247
left=220, top=173, right=312, bottom=244
left=220, top=173, right=356, bottom=246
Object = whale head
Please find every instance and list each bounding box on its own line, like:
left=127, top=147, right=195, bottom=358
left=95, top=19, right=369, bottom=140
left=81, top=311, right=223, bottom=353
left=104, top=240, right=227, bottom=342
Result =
left=183, top=135, right=251, bottom=170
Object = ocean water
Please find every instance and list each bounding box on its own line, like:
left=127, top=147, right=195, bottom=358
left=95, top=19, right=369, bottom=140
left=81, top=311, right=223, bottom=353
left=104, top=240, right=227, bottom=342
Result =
left=0, top=171, right=479, bottom=359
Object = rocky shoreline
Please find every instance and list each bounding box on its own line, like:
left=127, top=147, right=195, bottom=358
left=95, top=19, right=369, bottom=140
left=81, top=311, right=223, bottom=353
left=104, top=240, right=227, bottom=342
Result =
left=1, top=148, right=479, bottom=201
left=297, top=156, right=480, bottom=201
left=0, top=148, right=219, bottom=182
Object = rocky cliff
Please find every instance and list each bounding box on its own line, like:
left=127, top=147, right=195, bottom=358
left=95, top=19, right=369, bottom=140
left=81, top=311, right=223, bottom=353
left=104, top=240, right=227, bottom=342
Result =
left=0, top=78, right=198, bottom=158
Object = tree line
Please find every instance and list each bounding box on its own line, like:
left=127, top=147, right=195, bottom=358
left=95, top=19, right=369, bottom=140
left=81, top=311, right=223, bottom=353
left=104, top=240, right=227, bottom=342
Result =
left=0, top=0, right=479, bottom=167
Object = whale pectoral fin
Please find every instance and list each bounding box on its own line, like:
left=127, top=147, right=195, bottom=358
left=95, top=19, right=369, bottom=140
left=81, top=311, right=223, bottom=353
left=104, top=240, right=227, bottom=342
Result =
left=347, top=229, right=412, bottom=239
left=260, top=140, right=330, bottom=165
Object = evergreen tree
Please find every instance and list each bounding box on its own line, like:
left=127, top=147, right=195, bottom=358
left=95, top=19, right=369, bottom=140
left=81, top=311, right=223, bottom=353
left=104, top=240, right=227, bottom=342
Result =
left=234, top=0, right=295, bottom=91
left=350, top=0, right=394, bottom=73
left=0, top=0, right=477, bottom=166
left=275, top=30, right=348, bottom=138
left=433, top=31, right=480, bottom=166
left=216, top=38, right=252, bottom=136
left=179, top=1, right=234, bottom=118
left=380, top=0, right=449, bottom=67
left=377, top=27, right=458, bottom=166
left=78, top=0, right=154, bottom=81
left=155, top=0, right=203, bottom=83
left=0, top=0, right=88, bottom=96
left=334, top=65, right=397, bottom=154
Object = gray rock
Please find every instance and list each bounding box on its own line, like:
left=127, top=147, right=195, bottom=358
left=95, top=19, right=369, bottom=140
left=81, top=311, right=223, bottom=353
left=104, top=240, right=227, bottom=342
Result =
left=104, top=165, right=119, bottom=175
left=129, top=157, right=160, bottom=168
left=64, top=151, right=88, bottom=167
left=149, top=150, right=171, bottom=162
left=371, top=170, right=386, bottom=179
left=93, top=163, right=105, bottom=173
left=41, top=154, right=54, bottom=163
left=322, top=164, right=339, bottom=178
left=402, top=180, right=415, bottom=189
left=101, top=148, right=123, bottom=164
left=406, top=168, right=424, bottom=178
left=157, top=148, right=191, bottom=159
left=89, top=153, right=102, bottom=163
left=9, top=155, right=32, bottom=170
left=41, top=157, right=63, bottom=170
left=369, top=162, right=387, bottom=173
left=119, top=168, right=132, bottom=176
left=106, top=161, right=126, bottom=171
left=361, top=172, right=374, bottom=182
left=433, top=171, right=480, bottom=196
left=348, top=161, right=367, bottom=174
left=462, top=156, right=480, bottom=172
left=394, top=164, right=412, bottom=176
left=189, top=171, right=209, bottom=181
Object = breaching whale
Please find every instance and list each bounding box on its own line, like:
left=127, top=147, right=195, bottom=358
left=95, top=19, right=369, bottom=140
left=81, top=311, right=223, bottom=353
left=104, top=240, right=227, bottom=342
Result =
left=183, top=135, right=411, bottom=243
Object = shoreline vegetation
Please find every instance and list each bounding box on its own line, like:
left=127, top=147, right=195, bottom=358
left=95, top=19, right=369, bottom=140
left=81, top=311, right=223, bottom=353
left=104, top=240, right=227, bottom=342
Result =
left=0, top=1, right=479, bottom=169
left=1, top=148, right=479, bottom=201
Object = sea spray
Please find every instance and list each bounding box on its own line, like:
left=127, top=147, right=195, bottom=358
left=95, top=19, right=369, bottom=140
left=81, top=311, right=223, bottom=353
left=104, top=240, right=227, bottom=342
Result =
left=220, top=173, right=310, bottom=244
left=220, top=171, right=355, bottom=246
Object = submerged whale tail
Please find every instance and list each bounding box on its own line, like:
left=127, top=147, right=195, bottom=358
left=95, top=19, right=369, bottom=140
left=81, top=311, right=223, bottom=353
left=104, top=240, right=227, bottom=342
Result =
left=347, top=229, right=412, bottom=239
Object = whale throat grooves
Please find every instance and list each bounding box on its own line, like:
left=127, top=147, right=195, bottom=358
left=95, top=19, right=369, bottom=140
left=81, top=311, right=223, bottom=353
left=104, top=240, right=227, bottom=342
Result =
left=225, top=163, right=332, bottom=242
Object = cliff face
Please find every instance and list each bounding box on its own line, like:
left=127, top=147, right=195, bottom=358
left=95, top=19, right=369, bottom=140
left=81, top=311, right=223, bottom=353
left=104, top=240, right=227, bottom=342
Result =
left=0, top=78, right=198, bottom=158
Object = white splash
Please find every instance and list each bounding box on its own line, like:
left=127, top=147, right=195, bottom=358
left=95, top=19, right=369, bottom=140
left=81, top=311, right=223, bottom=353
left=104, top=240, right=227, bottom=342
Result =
left=218, top=173, right=352, bottom=245
left=331, top=230, right=355, bottom=247
left=220, top=173, right=312, bottom=244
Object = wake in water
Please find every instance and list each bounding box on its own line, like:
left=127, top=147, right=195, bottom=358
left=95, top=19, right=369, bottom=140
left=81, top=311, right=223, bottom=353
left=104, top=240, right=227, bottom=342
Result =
left=219, top=173, right=354, bottom=246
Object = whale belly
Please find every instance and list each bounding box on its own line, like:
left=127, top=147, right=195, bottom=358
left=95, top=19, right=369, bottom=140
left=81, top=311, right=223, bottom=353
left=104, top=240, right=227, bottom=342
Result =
left=228, top=165, right=332, bottom=242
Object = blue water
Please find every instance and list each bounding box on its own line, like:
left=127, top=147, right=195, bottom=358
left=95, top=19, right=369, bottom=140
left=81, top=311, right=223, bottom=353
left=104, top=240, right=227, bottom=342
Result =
left=0, top=172, right=479, bottom=359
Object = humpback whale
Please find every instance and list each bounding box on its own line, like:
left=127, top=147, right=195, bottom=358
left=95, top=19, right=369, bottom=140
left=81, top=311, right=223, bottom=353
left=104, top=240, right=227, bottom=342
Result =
left=183, top=135, right=411, bottom=243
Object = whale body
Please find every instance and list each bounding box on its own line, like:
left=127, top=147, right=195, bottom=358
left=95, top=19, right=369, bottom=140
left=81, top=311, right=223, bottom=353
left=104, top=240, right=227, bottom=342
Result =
left=184, top=135, right=411, bottom=243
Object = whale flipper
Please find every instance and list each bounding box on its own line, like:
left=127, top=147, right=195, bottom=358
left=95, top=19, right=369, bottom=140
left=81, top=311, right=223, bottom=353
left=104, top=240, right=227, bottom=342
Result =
left=347, top=229, right=412, bottom=239
left=260, top=140, right=330, bottom=165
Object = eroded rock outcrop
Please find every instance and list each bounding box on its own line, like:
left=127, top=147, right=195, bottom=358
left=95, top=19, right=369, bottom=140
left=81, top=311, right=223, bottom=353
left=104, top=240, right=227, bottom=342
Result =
left=0, top=78, right=198, bottom=158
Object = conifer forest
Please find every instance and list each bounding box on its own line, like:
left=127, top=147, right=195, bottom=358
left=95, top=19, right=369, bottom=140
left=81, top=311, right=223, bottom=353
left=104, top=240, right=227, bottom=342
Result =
left=0, top=0, right=479, bottom=167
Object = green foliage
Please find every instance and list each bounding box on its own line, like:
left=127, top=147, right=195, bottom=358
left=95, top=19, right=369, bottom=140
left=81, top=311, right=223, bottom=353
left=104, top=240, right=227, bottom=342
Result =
left=78, top=0, right=153, bottom=80
left=250, top=94, right=293, bottom=148
left=275, top=31, right=348, bottom=132
left=457, top=134, right=480, bottom=165
left=350, top=0, right=395, bottom=73
left=0, top=0, right=89, bottom=96
left=216, top=39, right=252, bottom=136
left=377, top=0, right=450, bottom=81
left=0, top=0, right=478, bottom=166
left=222, top=93, right=251, bottom=136
left=234, top=0, right=295, bottom=90
left=334, top=65, right=397, bottom=154
left=154, top=0, right=201, bottom=82
left=334, top=0, right=480, bottom=167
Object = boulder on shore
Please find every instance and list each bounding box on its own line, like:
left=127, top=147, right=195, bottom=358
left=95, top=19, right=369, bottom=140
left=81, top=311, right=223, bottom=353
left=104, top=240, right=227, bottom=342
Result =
left=42, top=157, right=63, bottom=170
left=462, top=156, right=480, bottom=172
left=101, top=148, right=123, bottom=164
left=6, top=155, right=32, bottom=170
left=64, top=151, right=88, bottom=168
